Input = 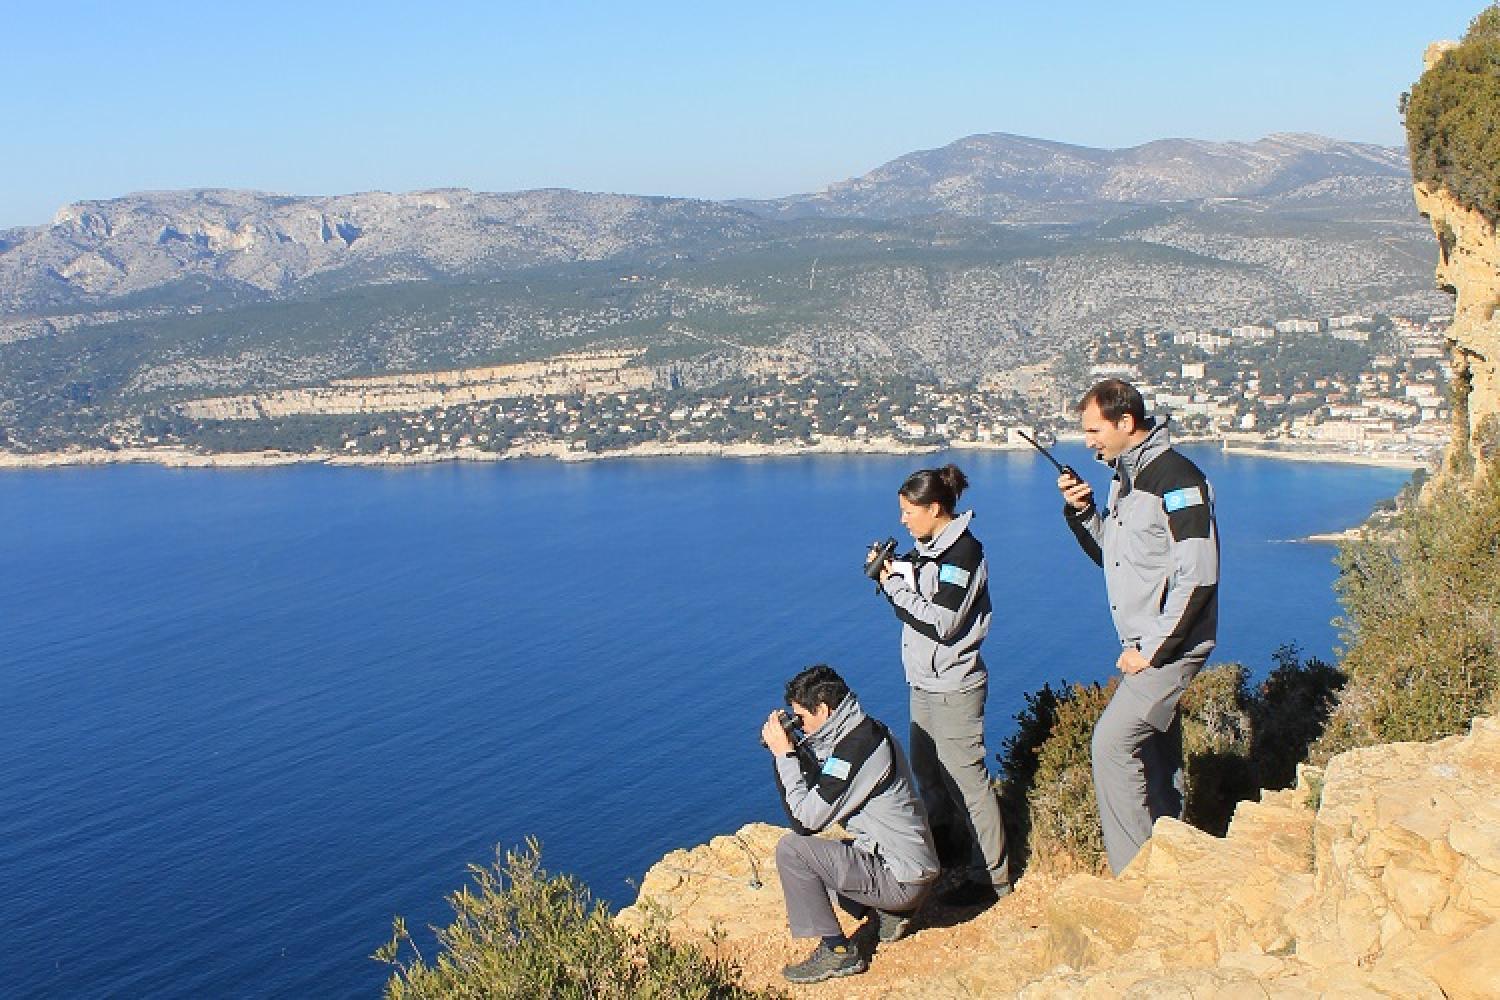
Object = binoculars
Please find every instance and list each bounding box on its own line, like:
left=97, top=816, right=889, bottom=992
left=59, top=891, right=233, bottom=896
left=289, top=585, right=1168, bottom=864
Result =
left=863, top=537, right=898, bottom=580
left=760, top=708, right=801, bottom=748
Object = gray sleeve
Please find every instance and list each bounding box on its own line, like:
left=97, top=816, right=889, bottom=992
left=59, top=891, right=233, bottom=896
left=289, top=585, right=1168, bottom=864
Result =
left=774, top=738, right=894, bottom=833
left=882, top=556, right=988, bottom=642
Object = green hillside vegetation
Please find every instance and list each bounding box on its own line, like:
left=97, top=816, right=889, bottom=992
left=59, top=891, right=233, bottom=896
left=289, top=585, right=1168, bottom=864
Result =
left=1405, top=4, right=1500, bottom=223
left=1313, top=452, right=1500, bottom=759
left=376, top=841, right=775, bottom=999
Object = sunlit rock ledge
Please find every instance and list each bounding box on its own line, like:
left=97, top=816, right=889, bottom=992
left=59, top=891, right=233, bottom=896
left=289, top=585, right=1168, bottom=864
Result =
left=620, top=716, right=1500, bottom=998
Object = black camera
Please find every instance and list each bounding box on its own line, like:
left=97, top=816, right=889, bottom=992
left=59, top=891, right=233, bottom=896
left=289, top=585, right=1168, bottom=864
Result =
left=863, top=537, right=898, bottom=580
left=760, top=708, right=801, bottom=747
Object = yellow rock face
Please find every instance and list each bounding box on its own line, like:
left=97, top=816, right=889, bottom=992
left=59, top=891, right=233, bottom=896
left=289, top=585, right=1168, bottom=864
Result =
left=625, top=719, right=1500, bottom=997
left=1412, top=182, right=1500, bottom=468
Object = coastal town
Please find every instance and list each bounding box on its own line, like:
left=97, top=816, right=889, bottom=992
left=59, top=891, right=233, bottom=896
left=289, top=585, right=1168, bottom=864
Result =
left=110, top=309, right=1455, bottom=469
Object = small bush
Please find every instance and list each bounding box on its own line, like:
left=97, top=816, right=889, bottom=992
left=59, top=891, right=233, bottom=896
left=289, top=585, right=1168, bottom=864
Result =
left=997, top=653, right=1350, bottom=871
left=1314, top=455, right=1500, bottom=762
left=1007, top=680, right=1115, bottom=873
left=1179, top=664, right=1256, bottom=836
left=375, top=840, right=774, bottom=1000
left=1406, top=4, right=1500, bottom=223
left=996, top=682, right=1067, bottom=871
left=1250, top=644, right=1346, bottom=789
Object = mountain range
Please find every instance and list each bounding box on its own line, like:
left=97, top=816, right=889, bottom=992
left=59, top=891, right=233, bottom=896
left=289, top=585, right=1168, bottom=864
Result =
left=0, top=131, right=1451, bottom=446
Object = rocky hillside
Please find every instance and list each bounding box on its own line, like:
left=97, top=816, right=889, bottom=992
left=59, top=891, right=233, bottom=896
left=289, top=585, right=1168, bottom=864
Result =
left=1413, top=41, right=1500, bottom=472
left=742, top=133, right=1413, bottom=223
left=0, top=132, right=1435, bottom=320
left=0, top=131, right=1454, bottom=448
left=620, top=716, right=1500, bottom=998
left=0, top=188, right=767, bottom=314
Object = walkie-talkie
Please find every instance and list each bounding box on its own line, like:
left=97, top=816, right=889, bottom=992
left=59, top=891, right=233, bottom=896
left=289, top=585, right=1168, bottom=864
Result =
left=1015, top=429, right=1080, bottom=484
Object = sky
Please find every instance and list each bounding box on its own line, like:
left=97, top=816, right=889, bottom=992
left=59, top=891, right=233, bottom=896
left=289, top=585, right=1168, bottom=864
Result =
left=0, top=0, right=1489, bottom=229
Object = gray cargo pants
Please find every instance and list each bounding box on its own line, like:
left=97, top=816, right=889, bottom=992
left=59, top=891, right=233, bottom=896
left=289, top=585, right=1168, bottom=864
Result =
left=909, top=683, right=1010, bottom=888
left=775, top=834, right=933, bottom=938
left=1091, top=649, right=1208, bottom=874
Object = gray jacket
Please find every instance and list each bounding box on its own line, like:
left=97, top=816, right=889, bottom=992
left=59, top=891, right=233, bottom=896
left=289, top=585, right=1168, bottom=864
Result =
left=880, top=510, right=992, bottom=693
left=1065, top=420, right=1219, bottom=677
left=774, top=693, right=940, bottom=884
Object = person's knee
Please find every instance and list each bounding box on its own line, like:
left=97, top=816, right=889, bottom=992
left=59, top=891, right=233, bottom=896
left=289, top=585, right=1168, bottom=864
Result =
left=1091, top=714, right=1135, bottom=772
left=932, top=725, right=986, bottom=767
left=776, top=833, right=807, bottom=872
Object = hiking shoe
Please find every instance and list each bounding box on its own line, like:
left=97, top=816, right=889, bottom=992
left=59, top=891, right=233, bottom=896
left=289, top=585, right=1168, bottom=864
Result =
left=939, top=879, right=1012, bottom=908
left=782, top=941, right=868, bottom=984
left=875, top=908, right=915, bottom=943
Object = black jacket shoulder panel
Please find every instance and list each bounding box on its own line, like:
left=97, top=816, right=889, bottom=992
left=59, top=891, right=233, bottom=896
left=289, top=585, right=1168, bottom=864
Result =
left=936, top=530, right=984, bottom=572
left=1134, top=448, right=1208, bottom=499
left=814, top=716, right=887, bottom=805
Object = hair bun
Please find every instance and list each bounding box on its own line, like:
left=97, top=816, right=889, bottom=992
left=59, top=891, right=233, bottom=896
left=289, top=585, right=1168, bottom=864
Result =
left=940, top=464, right=969, bottom=501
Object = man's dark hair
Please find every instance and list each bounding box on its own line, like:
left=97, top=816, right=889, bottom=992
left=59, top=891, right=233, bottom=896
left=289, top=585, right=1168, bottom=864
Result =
left=1077, top=378, right=1148, bottom=427
left=785, top=664, right=850, bottom=712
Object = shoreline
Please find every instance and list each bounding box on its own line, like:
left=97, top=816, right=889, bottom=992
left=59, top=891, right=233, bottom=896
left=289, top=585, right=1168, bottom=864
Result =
left=0, top=436, right=1438, bottom=471
left=1218, top=443, right=1430, bottom=471
left=0, top=437, right=960, bottom=470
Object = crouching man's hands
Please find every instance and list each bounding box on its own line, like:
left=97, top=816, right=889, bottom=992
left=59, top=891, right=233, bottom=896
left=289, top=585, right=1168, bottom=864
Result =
left=762, top=711, right=794, bottom=756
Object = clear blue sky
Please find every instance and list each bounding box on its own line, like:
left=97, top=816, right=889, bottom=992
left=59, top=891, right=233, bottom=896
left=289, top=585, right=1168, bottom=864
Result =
left=0, top=0, right=1487, bottom=229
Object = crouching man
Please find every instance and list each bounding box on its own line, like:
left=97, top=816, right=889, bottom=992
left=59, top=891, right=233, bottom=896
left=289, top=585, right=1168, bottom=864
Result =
left=762, top=664, right=940, bottom=985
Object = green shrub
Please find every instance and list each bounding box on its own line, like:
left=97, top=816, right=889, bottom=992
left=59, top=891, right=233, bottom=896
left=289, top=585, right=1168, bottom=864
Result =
left=998, top=653, right=1348, bottom=871
left=1179, top=664, right=1256, bottom=836
left=1249, top=644, right=1345, bottom=789
left=1314, top=456, right=1500, bottom=762
left=996, top=682, right=1067, bottom=871
left=375, top=840, right=774, bottom=1000
left=1406, top=4, right=1500, bottom=223
left=1006, top=680, right=1114, bottom=873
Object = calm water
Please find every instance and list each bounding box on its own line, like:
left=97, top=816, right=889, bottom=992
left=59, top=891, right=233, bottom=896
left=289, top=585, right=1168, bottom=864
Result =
left=0, top=448, right=1410, bottom=998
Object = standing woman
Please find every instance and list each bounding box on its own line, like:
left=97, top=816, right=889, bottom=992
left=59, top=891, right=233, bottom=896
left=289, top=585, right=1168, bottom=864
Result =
left=875, top=464, right=1010, bottom=906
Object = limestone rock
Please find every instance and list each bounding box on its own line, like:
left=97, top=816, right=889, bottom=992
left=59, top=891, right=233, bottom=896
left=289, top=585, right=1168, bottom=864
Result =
left=1412, top=182, right=1500, bottom=468
left=627, top=718, right=1499, bottom=996
left=1294, top=715, right=1500, bottom=970
left=1422, top=919, right=1500, bottom=999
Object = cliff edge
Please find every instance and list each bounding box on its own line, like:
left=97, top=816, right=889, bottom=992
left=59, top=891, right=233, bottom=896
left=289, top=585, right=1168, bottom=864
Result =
left=1414, top=173, right=1500, bottom=469
left=622, top=716, right=1500, bottom=997
left=1412, top=38, right=1500, bottom=473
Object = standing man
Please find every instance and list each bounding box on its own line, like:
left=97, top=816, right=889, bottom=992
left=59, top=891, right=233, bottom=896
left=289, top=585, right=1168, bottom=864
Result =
left=1056, top=379, right=1219, bottom=875
left=763, top=664, right=940, bottom=985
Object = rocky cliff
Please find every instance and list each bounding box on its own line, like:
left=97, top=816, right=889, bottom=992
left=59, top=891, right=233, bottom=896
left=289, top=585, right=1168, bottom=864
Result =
left=621, top=716, right=1500, bottom=997
left=0, top=188, right=766, bottom=314
left=1413, top=42, right=1500, bottom=473
left=746, top=132, right=1412, bottom=224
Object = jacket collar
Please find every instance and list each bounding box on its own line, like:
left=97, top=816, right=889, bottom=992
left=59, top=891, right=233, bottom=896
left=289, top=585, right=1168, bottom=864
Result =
left=806, top=693, right=866, bottom=756
left=1111, top=418, right=1171, bottom=487
left=915, top=509, right=973, bottom=558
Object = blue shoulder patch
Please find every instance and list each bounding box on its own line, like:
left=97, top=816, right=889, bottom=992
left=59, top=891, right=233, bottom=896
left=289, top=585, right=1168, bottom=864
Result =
left=938, top=563, right=972, bottom=587
left=1163, top=486, right=1204, bottom=512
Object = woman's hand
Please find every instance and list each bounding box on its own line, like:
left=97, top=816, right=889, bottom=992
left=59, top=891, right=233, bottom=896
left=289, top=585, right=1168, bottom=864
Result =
left=877, top=558, right=893, bottom=585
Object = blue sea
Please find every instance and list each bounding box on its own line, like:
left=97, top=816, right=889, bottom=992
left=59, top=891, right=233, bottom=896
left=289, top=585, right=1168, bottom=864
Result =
left=0, top=447, right=1411, bottom=998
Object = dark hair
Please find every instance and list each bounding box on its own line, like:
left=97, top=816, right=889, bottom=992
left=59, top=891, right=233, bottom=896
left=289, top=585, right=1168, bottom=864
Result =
left=898, top=464, right=968, bottom=515
left=1076, top=378, right=1148, bottom=427
left=785, top=664, right=850, bottom=713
